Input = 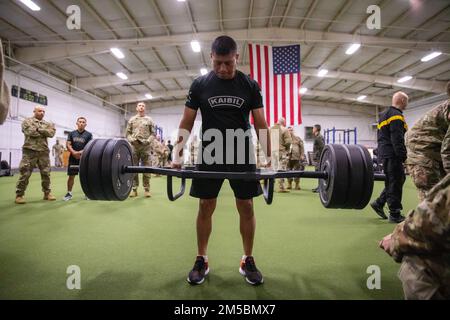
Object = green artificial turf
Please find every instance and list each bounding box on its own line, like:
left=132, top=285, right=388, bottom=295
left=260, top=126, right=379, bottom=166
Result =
left=0, top=169, right=420, bottom=300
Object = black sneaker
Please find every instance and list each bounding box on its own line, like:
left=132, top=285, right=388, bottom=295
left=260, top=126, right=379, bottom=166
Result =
left=187, top=256, right=209, bottom=285
left=239, top=256, right=264, bottom=285
left=370, top=201, right=387, bottom=219
left=63, top=192, right=73, bottom=201
left=389, top=213, right=405, bottom=223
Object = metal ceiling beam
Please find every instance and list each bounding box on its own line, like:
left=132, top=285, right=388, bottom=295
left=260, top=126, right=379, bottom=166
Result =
left=76, top=65, right=446, bottom=93
left=279, top=0, right=294, bottom=28
left=299, top=0, right=319, bottom=30
left=14, top=27, right=450, bottom=64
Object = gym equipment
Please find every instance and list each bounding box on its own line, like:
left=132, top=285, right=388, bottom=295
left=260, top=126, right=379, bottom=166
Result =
left=71, top=139, right=386, bottom=209
left=0, top=151, right=12, bottom=177
left=324, top=127, right=357, bottom=144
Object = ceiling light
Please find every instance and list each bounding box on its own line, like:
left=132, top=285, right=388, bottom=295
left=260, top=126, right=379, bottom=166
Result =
left=345, top=43, right=361, bottom=55
left=19, top=0, right=40, bottom=11
left=420, top=51, right=442, bottom=62
left=116, top=72, right=128, bottom=80
left=200, top=68, right=208, bottom=75
left=317, top=69, right=328, bottom=77
left=177, top=0, right=186, bottom=2
left=191, top=40, right=201, bottom=53
left=110, top=48, right=125, bottom=59
left=397, top=75, right=412, bottom=83
left=145, top=93, right=153, bottom=99
left=357, top=95, right=367, bottom=101
left=299, top=87, right=308, bottom=94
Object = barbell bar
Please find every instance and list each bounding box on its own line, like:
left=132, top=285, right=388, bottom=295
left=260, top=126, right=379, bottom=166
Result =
left=72, top=139, right=386, bottom=209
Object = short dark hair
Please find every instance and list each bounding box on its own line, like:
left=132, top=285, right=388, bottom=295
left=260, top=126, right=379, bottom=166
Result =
left=211, top=36, right=237, bottom=55
left=314, top=124, right=321, bottom=131
left=77, top=117, right=86, bottom=122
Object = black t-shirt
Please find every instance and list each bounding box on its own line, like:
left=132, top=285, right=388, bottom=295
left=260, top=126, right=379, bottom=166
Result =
left=68, top=130, right=93, bottom=152
left=185, top=70, right=263, bottom=168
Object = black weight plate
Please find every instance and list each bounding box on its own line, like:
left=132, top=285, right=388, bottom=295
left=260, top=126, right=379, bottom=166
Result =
left=343, top=145, right=366, bottom=209
left=79, top=139, right=98, bottom=200
left=87, top=139, right=109, bottom=200
left=319, top=144, right=350, bottom=208
left=101, top=139, right=133, bottom=201
left=354, top=145, right=374, bottom=209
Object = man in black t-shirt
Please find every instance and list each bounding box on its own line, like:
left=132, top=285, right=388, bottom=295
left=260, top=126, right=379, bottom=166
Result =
left=64, top=117, right=93, bottom=201
left=172, top=36, right=271, bottom=286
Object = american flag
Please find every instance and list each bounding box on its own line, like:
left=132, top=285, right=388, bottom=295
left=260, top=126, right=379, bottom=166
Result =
left=248, top=44, right=302, bottom=126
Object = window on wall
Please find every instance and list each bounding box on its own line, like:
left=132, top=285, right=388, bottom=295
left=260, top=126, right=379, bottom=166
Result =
left=305, top=126, right=314, bottom=140
left=11, top=85, right=48, bottom=106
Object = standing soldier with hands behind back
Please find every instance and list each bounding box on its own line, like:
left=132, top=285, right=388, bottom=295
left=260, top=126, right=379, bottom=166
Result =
left=286, top=126, right=305, bottom=190
left=126, top=101, right=156, bottom=198
left=15, top=106, right=56, bottom=204
left=270, top=117, right=292, bottom=193
left=312, top=124, right=324, bottom=193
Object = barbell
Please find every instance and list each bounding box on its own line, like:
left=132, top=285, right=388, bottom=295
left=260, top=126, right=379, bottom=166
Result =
left=73, top=139, right=385, bottom=209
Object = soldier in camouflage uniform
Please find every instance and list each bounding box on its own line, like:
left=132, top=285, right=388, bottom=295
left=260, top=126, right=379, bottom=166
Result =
left=190, top=135, right=199, bottom=165
left=52, top=140, right=65, bottom=167
left=286, top=127, right=305, bottom=190
left=15, top=106, right=56, bottom=204
left=270, top=117, right=292, bottom=192
left=161, top=140, right=170, bottom=167
left=379, top=173, right=450, bottom=299
left=126, top=102, right=156, bottom=198
left=312, top=124, right=325, bottom=193
left=405, top=81, right=450, bottom=201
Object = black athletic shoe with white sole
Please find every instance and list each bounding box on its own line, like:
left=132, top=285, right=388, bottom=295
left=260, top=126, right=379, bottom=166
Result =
left=239, top=256, right=264, bottom=285
left=187, top=256, right=209, bottom=285
left=370, top=201, right=387, bottom=219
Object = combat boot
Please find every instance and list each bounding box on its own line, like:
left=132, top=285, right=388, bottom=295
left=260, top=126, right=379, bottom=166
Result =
left=129, top=189, right=138, bottom=198
left=43, top=193, right=56, bottom=201
left=144, top=190, right=151, bottom=198
left=15, top=196, right=26, bottom=204
left=286, top=182, right=292, bottom=190
left=295, top=182, right=301, bottom=190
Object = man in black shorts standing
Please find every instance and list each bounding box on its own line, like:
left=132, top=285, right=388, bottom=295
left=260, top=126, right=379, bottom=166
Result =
left=172, top=36, right=271, bottom=285
left=64, top=117, right=93, bottom=201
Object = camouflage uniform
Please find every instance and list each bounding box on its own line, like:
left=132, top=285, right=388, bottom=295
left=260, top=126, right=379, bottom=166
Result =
left=405, top=100, right=450, bottom=201
left=313, top=133, right=325, bottom=170
left=190, top=139, right=199, bottom=165
left=126, top=114, right=155, bottom=191
left=16, top=117, right=56, bottom=196
left=161, top=144, right=170, bottom=167
left=287, top=133, right=305, bottom=188
left=270, top=123, right=292, bottom=190
left=52, top=143, right=64, bottom=167
left=389, top=173, right=450, bottom=299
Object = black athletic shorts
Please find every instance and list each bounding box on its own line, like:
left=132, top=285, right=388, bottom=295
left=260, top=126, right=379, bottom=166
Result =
left=67, top=156, right=80, bottom=176
left=190, top=164, right=263, bottom=200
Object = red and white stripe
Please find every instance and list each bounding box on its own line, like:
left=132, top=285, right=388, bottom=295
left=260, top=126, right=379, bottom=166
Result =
left=248, top=43, right=302, bottom=127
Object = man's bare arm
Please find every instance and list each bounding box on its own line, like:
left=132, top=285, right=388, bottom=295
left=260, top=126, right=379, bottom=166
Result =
left=172, top=107, right=198, bottom=168
left=252, top=108, right=271, bottom=164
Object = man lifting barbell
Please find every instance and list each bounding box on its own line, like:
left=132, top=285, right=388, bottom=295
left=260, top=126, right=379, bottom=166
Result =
left=171, top=36, right=271, bottom=286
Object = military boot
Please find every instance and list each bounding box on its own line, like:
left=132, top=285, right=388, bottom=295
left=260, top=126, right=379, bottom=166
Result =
left=144, top=190, right=151, bottom=198
left=129, top=189, right=138, bottom=198
left=43, top=193, right=56, bottom=201
left=295, top=182, right=301, bottom=190
left=15, top=196, right=26, bottom=204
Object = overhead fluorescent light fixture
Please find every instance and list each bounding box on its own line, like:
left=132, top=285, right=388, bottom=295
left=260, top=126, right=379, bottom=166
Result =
left=357, top=95, right=367, bottom=101
left=177, top=0, right=186, bottom=2
left=116, top=72, right=128, bottom=80
left=19, top=0, right=40, bottom=11
left=145, top=93, right=153, bottom=99
left=200, top=68, right=208, bottom=75
left=299, top=87, right=308, bottom=94
left=397, top=75, right=412, bottom=83
left=191, top=40, right=201, bottom=53
left=317, top=69, right=328, bottom=77
left=420, top=51, right=442, bottom=62
left=345, top=43, right=361, bottom=55
left=110, top=48, right=125, bottom=59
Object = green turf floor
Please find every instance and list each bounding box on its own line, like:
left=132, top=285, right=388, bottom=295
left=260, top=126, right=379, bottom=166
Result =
left=0, top=169, right=420, bottom=300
